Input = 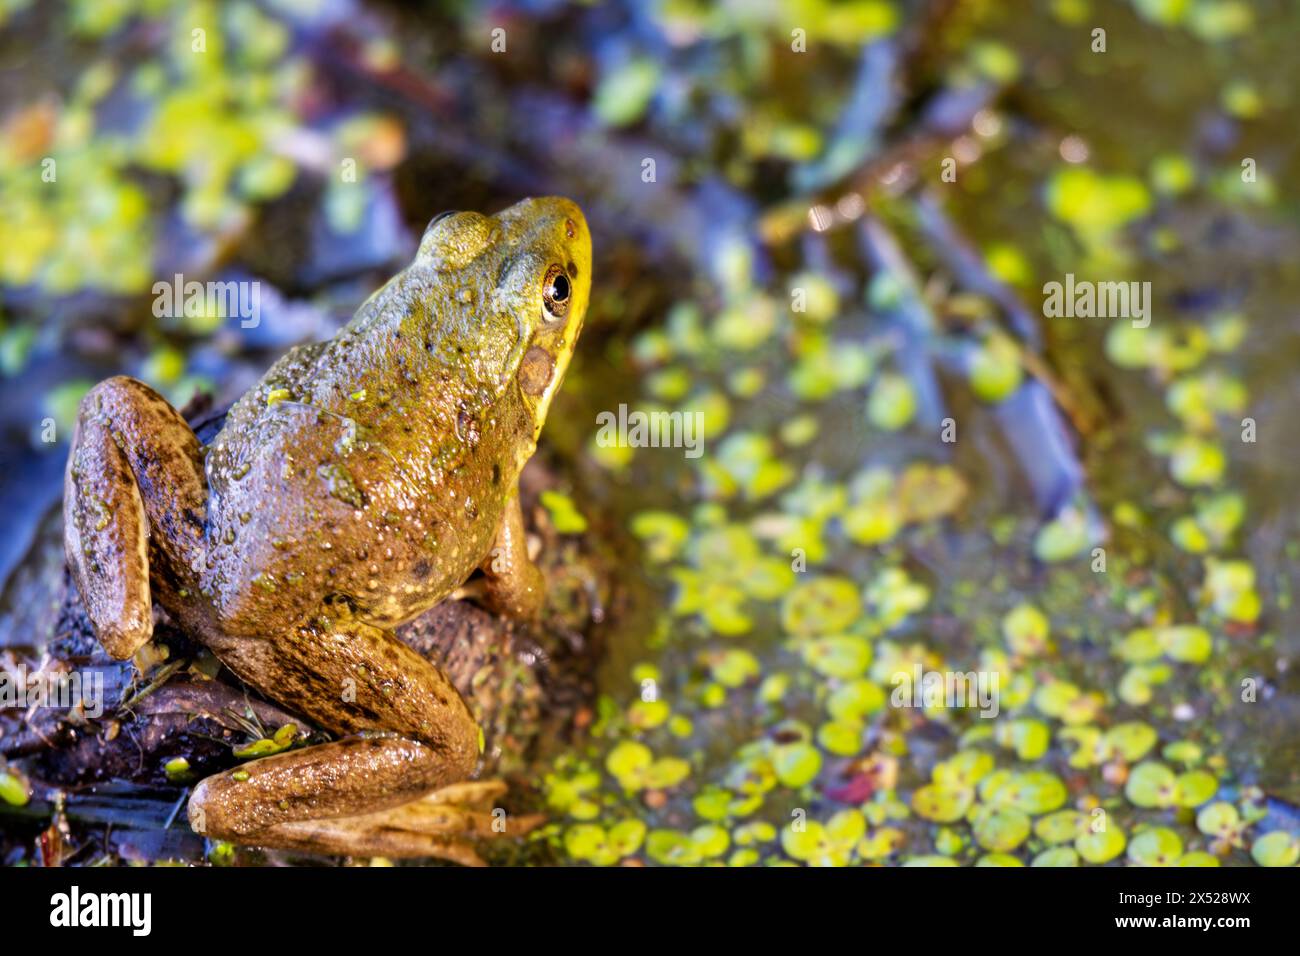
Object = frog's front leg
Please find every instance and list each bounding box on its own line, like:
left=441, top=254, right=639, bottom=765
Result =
left=187, top=614, right=539, bottom=863
left=476, top=489, right=547, bottom=619
left=64, top=376, right=207, bottom=658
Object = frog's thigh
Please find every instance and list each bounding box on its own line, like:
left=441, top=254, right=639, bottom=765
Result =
left=63, top=376, right=206, bottom=659
left=214, top=614, right=481, bottom=755
left=477, top=490, right=545, bottom=619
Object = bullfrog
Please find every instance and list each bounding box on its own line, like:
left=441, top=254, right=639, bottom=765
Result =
left=62, top=196, right=591, bottom=862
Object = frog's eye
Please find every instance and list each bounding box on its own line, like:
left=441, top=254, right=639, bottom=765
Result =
left=542, top=264, right=571, bottom=322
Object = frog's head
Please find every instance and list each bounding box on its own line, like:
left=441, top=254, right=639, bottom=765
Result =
left=417, top=196, right=591, bottom=441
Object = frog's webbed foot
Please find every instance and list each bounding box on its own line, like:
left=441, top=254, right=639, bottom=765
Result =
left=234, top=780, right=545, bottom=865
left=190, top=744, right=543, bottom=865
left=63, top=376, right=207, bottom=659
left=472, top=489, right=546, bottom=619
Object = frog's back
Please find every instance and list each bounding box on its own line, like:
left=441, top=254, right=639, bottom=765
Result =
left=192, top=196, right=589, bottom=637
left=198, top=301, right=526, bottom=636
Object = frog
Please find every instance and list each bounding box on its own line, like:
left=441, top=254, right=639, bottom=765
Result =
left=62, top=196, right=591, bottom=863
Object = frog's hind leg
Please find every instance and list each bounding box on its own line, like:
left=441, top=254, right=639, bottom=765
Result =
left=188, top=614, right=540, bottom=863
left=265, top=780, right=546, bottom=865
left=210, top=778, right=544, bottom=865
left=187, top=731, right=542, bottom=865
left=64, top=376, right=207, bottom=659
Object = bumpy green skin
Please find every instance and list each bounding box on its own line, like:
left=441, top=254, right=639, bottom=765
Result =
left=62, top=198, right=590, bottom=856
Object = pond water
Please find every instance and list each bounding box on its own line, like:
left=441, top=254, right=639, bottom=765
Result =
left=0, top=0, right=1296, bottom=867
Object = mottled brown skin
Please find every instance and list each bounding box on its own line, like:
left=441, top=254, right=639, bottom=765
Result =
left=62, top=197, right=591, bottom=862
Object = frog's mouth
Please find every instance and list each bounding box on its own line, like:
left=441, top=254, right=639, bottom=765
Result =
left=531, top=339, right=574, bottom=438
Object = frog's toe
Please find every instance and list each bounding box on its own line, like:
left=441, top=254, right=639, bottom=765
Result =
left=399, top=778, right=547, bottom=842
left=422, top=779, right=507, bottom=806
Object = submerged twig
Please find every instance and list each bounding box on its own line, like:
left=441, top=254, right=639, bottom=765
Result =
left=911, top=191, right=1101, bottom=438
left=760, top=83, right=998, bottom=246
left=856, top=214, right=949, bottom=431
left=912, top=190, right=1042, bottom=348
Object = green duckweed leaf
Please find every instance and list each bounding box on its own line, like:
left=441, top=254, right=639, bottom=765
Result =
left=646, top=829, right=702, bottom=866
left=911, top=784, right=974, bottom=823
left=801, top=635, right=872, bottom=678
left=0, top=771, right=31, bottom=806
left=781, top=820, right=852, bottom=867
left=608, top=819, right=647, bottom=856
left=1076, top=826, right=1127, bottom=864
left=1031, top=847, right=1080, bottom=867
left=630, top=511, right=691, bottom=562
left=1169, top=435, right=1225, bottom=487
left=867, top=373, right=917, bottom=431
left=1173, top=770, right=1219, bottom=808
left=708, top=649, right=761, bottom=688
left=593, top=58, right=660, bottom=127
left=827, top=679, right=887, bottom=722
left=981, top=770, right=1068, bottom=815
left=1035, top=811, right=1087, bottom=845
left=1250, top=831, right=1300, bottom=867
left=818, top=720, right=864, bottom=756
left=971, top=805, right=1032, bottom=852
left=996, top=718, right=1051, bottom=761
left=969, top=333, right=1024, bottom=403
left=1033, top=507, right=1091, bottom=562
left=781, top=576, right=862, bottom=636
left=606, top=740, right=652, bottom=780
left=933, top=751, right=995, bottom=790
left=1162, top=626, right=1213, bottom=664
left=643, top=757, right=692, bottom=789
left=1127, top=827, right=1184, bottom=866
left=1195, top=802, right=1240, bottom=837
left=691, top=824, right=730, bottom=858
left=1126, top=761, right=1178, bottom=808
left=858, top=827, right=907, bottom=860
left=1003, top=603, right=1051, bottom=656
left=1105, top=722, right=1158, bottom=762
left=772, top=742, right=822, bottom=788
left=565, top=823, right=632, bottom=866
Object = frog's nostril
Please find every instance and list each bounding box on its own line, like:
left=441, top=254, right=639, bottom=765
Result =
left=564, top=218, right=577, bottom=239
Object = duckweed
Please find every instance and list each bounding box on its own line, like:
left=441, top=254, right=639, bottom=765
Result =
left=1127, top=827, right=1184, bottom=866
left=1250, top=831, right=1300, bottom=867
left=1075, top=826, right=1127, bottom=864
left=0, top=771, right=30, bottom=807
